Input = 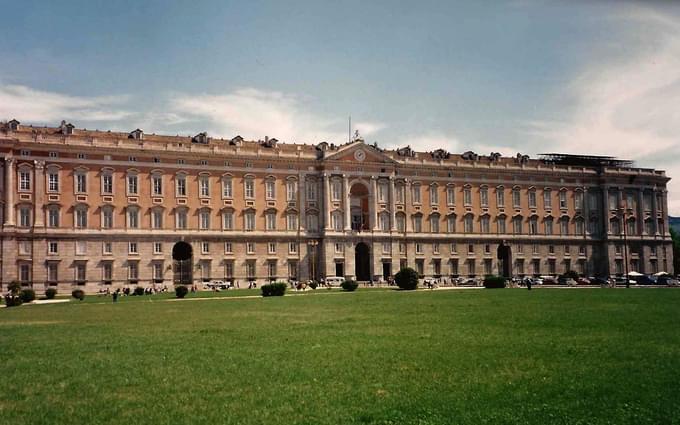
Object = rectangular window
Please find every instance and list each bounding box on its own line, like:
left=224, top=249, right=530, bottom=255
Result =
left=153, top=262, right=164, bottom=281
left=287, top=214, right=298, bottom=230
left=513, top=189, right=521, bottom=207
left=200, top=211, right=210, bottom=229
left=102, top=174, right=113, bottom=194
left=48, top=172, right=59, bottom=192
left=201, top=242, right=210, bottom=254
left=152, top=175, right=163, bottom=196
left=245, top=179, right=255, bottom=199
left=268, top=261, right=277, bottom=279
left=48, top=208, right=59, bottom=227
left=152, top=210, right=163, bottom=229
left=559, top=191, right=567, bottom=209
left=446, top=186, right=455, bottom=205
left=498, top=217, right=506, bottom=234
left=332, top=180, right=342, bottom=201
left=75, top=173, right=87, bottom=193
left=447, top=215, right=456, bottom=233
left=412, top=185, right=421, bottom=204
left=75, top=209, right=87, bottom=228
left=246, top=242, right=255, bottom=254
left=544, top=190, right=552, bottom=209
left=176, top=176, right=187, bottom=196
left=463, top=187, right=472, bottom=205
left=433, top=243, right=440, bottom=254
left=222, top=179, right=233, bottom=198
left=383, top=242, right=391, bottom=254
left=480, top=187, right=488, bottom=207
left=289, top=242, right=298, bottom=254
left=306, top=181, right=316, bottom=201
left=378, top=183, right=388, bottom=203
left=413, top=215, right=422, bottom=233
left=128, top=209, right=139, bottom=228
left=129, top=242, right=138, bottom=254
left=19, top=264, right=30, bottom=282
left=176, top=211, right=187, bottom=229
left=268, top=242, right=277, bottom=254
left=75, top=263, right=87, bottom=284
left=223, top=212, right=234, bottom=230
left=430, top=185, right=439, bottom=204
left=127, top=175, right=138, bottom=195
left=19, top=171, right=31, bottom=191
left=224, top=261, right=234, bottom=278
left=200, top=177, right=210, bottom=197
left=245, top=212, right=255, bottom=231
left=497, top=188, right=505, bottom=206
left=480, top=216, right=490, bottom=233
left=265, top=180, right=276, bottom=200
left=396, top=185, right=405, bottom=203
left=575, top=192, right=584, bottom=210
left=416, top=243, right=423, bottom=254
left=528, top=191, right=537, bottom=208
left=128, top=262, right=139, bottom=281
left=103, top=242, right=113, bottom=255
left=287, top=180, right=297, bottom=201
left=154, top=242, right=163, bottom=254
left=48, top=241, right=59, bottom=254
left=47, top=262, right=58, bottom=283
left=225, top=242, right=233, bottom=254
left=19, top=207, right=31, bottom=227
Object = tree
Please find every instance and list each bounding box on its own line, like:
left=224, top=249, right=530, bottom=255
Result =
left=670, top=228, right=680, bottom=275
left=395, top=267, right=419, bottom=290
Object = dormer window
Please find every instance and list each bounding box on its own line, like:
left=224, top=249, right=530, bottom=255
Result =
left=59, top=120, right=75, bottom=135
left=128, top=129, right=144, bottom=140
left=192, top=132, right=209, bottom=144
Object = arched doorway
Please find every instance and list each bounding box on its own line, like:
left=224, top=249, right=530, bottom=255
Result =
left=355, top=242, right=370, bottom=281
left=350, top=183, right=370, bottom=232
left=173, top=241, right=193, bottom=285
left=497, top=241, right=512, bottom=277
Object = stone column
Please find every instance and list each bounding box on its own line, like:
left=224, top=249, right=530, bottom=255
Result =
left=371, top=176, right=378, bottom=231
left=652, top=189, right=659, bottom=235
left=405, top=179, right=412, bottom=232
left=389, top=176, right=396, bottom=232
left=4, top=156, right=15, bottom=226
left=33, top=160, right=45, bottom=227
left=323, top=173, right=331, bottom=230
left=637, top=189, right=645, bottom=235
left=603, top=186, right=610, bottom=236
left=343, top=174, right=351, bottom=232
left=298, top=174, right=306, bottom=232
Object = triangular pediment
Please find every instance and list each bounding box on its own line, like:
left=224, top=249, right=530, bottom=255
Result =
left=323, top=141, right=396, bottom=164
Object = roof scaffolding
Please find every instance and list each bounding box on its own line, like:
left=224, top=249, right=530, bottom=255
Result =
left=539, top=153, right=634, bottom=168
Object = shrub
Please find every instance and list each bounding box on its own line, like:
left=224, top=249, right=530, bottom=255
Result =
left=8, top=281, right=22, bottom=294
left=4, top=294, right=23, bottom=307
left=45, top=288, right=57, bottom=299
left=175, top=285, right=189, bottom=299
left=562, top=270, right=579, bottom=280
left=395, top=267, right=419, bottom=290
left=341, top=280, right=359, bottom=291
left=20, top=289, right=36, bottom=303
left=133, top=286, right=145, bottom=296
left=71, top=289, right=85, bottom=300
left=309, top=280, right=318, bottom=290
left=483, top=275, right=506, bottom=289
left=261, top=282, right=287, bottom=297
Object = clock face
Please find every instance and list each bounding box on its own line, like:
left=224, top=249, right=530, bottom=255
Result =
left=354, top=150, right=366, bottom=162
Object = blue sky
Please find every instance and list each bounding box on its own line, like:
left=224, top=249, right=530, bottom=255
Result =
left=2, top=1, right=680, bottom=212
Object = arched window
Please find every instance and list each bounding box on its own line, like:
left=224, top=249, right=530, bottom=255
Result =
left=544, top=216, right=553, bottom=235
left=496, top=215, right=506, bottom=234
left=412, top=214, right=423, bottom=233
left=464, top=214, right=474, bottom=233
left=447, top=214, right=456, bottom=233
left=610, top=217, right=621, bottom=235
left=101, top=206, right=114, bottom=229
left=332, top=210, right=343, bottom=231
left=379, top=212, right=390, bottom=232
left=512, top=216, right=523, bottom=234
left=529, top=216, right=538, bottom=234
left=127, top=206, right=140, bottom=229
left=480, top=215, right=490, bottom=233
left=199, top=208, right=211, bottom=230
left=74, top=205, right=88, bottom=228
left=429, top=213, right=440, bottom=233
left=396, top=212, right=406, bottom=232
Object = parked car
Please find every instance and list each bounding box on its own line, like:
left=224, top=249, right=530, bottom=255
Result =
left=658, top=275, right=679, bottom=286
left=589, top=276, right=610, bottom=286
left=422, top=277, right=437, bottom=288
left=614, top=277, right=635, bottom=285
left=325, top=276, right=345, bottom=287
left=577, top=277, right=591, bottom=285
left=635, top=275, right=657, bottom=285
left=211, top=280, right=229, bottom=290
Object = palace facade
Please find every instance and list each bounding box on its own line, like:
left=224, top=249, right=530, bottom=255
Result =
left=0, top=119, right=673, bottom=292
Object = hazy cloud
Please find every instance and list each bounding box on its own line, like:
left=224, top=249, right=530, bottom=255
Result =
left=0, top=84, right=132, bottom=124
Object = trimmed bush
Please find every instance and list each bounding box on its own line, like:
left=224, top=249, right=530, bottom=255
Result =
left=45, top=288, right=57, bottom=299
left=309, top=281, right=318, bottom=290
left=175, top=285, right=189, bottom=299
left=71, top=289, right=85, bottom=300
left=483, top=275, right=506, bottom=289
left=341, top=280, right=358, bottom=292
left=8, top=281, right=22, bottom=294
left=395, top=267, right=419, bottom=290
left=20, top=289, right=36, bottom=303
left=261, top=282, right=287, bottom=297
left=133, top=286, right=145, bottom=296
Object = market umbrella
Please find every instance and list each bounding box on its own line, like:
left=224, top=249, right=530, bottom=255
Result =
left=653, top=271, right=669, bottom=276
left=628, top=271, right=644, bottom=277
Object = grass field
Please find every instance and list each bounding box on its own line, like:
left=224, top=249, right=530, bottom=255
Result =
left=1, top=288, right=679, bottom=425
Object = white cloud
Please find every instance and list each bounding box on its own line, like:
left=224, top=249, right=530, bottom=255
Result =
left=168, top=88, right=386, bottom=144
left=525, top=6, right=680, bottom=214
left=0, top=84, right=132, bottom=124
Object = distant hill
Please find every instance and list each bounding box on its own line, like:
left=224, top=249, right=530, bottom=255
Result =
left=670, top=216, right=680, bottom=234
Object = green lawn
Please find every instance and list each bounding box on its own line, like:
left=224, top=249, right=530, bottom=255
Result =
left=1, top=288, right=679, bottom=425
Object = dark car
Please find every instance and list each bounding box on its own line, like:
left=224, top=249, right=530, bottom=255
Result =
left=589, top=276, right=609, bottom=286
left=635, top=275, right=657, bottom=285
left=657, top=275, right=679, bottom=286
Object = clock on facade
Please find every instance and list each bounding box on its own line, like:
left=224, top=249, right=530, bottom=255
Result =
left=354, top=149, right=366, bottom=162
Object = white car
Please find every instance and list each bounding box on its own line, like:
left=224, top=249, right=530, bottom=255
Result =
left=423, top=277, right=437, bottom=288
left=325, top=277, right=345, bottom=287
left=208, top=280, right=229, bottom=290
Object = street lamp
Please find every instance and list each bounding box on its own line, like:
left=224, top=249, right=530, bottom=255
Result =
left=308, top=240, right=318, bottom=282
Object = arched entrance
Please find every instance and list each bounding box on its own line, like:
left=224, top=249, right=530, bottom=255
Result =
left=350, top=183, right=370, bottom=232
left=355, top=242, right=371, bottom=281
left=173, top=241, right=193, bottom=285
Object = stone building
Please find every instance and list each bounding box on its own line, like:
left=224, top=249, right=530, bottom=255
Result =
left=0, top=120, right=673, bottom=293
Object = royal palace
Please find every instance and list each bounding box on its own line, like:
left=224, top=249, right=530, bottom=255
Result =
left=0, top=119, right=673, bottom=292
